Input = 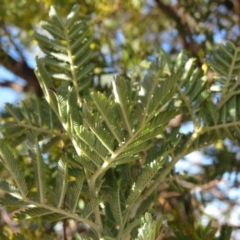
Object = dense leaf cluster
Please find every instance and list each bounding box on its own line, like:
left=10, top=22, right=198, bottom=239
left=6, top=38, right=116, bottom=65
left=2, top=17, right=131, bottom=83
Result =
left=0, top=5, right=239, bottom=240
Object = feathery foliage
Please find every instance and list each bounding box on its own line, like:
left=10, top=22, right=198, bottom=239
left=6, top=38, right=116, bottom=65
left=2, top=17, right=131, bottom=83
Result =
left=0, top=4, right=239, bottom=239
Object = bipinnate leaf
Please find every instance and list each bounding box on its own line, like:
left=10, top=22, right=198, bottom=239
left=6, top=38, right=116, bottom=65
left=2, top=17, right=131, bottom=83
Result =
left=55, top=157, right=68, bottom=208
left=66, top=170, right=85, bottom=213
left=0, top=141, right=28, bottom=198
left=27, top=131, right=46, bottom=203
left=35, top=4, right=94, bottom=104
left=108, top=185, right=123, bottom=225
left=2, top=4, right=240, bottom=240
left=126, top=157, right=165, bottom=206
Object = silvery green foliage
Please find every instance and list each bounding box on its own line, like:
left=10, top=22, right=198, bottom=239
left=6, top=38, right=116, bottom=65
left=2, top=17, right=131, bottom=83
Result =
left=135, top=212, right=157, bottom=240
left=0, top=4, right=238, bottom=240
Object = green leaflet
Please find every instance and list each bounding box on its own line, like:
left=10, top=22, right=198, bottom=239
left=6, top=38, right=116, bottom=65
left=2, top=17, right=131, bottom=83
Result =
left=172, top=56, right=207, bottom=127
left=35, top=59, right=59, bottom=113
left=48, top=6, right=65, bottom=30
left=0, top=180, right=21, bottom=198
left=0, top=141, right=28, bottom=197
left=34, top=32, right=67, bottom=52
left=210, top=41, right=240, bottom=79
left=41, top=21, right=65, bottom=39
left=0, top=195, right=28, bottom=207
left=65, top=5, right=81, bottom=28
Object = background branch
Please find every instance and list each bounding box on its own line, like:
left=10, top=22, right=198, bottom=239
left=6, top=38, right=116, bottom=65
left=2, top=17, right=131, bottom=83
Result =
left=0, top=49, right=42, bottom=96
left=154, top=0, right=201, bottom=59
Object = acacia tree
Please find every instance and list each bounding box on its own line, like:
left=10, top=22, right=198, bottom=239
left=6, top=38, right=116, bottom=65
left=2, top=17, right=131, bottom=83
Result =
left=1, top=0, right=240, bottom=94
left=0, top=4, right=239, bottom=239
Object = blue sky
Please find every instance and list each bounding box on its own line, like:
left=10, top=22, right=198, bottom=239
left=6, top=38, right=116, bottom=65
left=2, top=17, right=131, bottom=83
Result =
left=0, top=66, right=25, bottom=111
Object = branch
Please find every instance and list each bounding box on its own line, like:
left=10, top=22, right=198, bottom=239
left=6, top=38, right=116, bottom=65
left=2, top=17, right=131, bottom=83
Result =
left=0, top=49, right=42, bottom=96
left=0, top=80, right=25, bottom=92
left=1, top=22, right=25, bottom=62
left=154, top=0, right=201, bottom=59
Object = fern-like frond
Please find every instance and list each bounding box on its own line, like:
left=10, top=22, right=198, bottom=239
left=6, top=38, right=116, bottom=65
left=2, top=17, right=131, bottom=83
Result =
left=4, top=4, right=240, bottom=239
left=82, top=109, right=115, bottom=154
left=35, top=58, right=59, bottom=112
left=187, top=42, right=240, bottom=143
left=15, top=207, right=54, bottom=219
left=108, top=185, right=123, bottom=225
left=1, top=96, right=64, bottom=149
left=27, top=131, right=46, bottom=203
left=4, top=103, right=23, bottom=122
left=15, top=207, right=67, bottom=222
left=112, top=77, right=133, bottom=135
left=74, top=155, right=98, bottom=172
left=126, top=157, right=165, bottom=207
left=0, top=180, right=21, bottom=198
left=210, top=42, right=240, bottom=100
left=174, top=57, right=208, bottom=127
left=81, top=198, right=102, bottom=218
left=0, top=195, right=28, bottom=206
left=140, top=60, right=180, bottom=120
left=76, top=126, right=109, bottom=162
left=74, top=132, right=104, bottom=167
left=82, top=68, right=180, bottom=171
left=66, top=169, right=85, bottom=213
left=0, top=141, right=28, bottom=197
left=135, top=212, right=157, bottom=240
left=35, top=4, right=94, bottom=104
left=90, top=91, right=123, bottom=144
left=55, top=157, right=68, bottom=208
